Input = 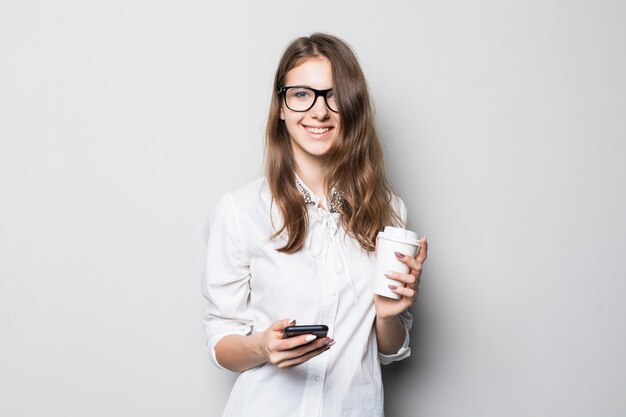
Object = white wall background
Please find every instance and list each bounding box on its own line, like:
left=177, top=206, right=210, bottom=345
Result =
left=1, top=1, right=625, bottom=416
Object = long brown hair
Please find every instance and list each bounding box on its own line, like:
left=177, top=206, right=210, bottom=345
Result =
left=265, top=33, right=403, bottom=253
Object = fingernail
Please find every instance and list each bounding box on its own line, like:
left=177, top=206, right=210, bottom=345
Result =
left=384, top=270, right=395, bottom=278
left=325, top=340, right=336, bottom=347
left=305, top=335, right=317, bottom=342
left=285, top=318, right=295, bottom=325
left=388, top=285, right=398, bottom=290
left=394, top=251, right=405, bottom=259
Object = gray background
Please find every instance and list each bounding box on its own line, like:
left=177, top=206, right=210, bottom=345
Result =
left=1, top=1, right=625, bottom=416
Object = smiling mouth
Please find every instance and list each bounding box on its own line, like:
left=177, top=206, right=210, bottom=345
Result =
left=304, top=125, right=332, bottom=134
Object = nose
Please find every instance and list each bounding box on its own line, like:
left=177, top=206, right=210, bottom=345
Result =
left=309, top=95, right=330, bottom=119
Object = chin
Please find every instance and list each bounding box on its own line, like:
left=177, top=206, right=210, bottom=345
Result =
left=305, top=143, right=333, bottom=157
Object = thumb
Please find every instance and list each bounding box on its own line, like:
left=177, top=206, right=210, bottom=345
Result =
left=270, top=318, right=296, bottom=331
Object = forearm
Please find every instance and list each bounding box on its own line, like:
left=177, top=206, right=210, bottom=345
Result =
left=375, top=315, right=406, bottom=355
left=214, top=333, right=268, bottom=372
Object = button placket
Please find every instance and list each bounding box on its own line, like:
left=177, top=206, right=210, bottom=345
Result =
left=322, top=267, right=339, bottom=338
left=294, top=252, right=334, bottom=417
left=295, top=173, right=344, bottom=417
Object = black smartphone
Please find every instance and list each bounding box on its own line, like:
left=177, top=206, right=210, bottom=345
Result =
left=283, top=325, right=329, bottom=339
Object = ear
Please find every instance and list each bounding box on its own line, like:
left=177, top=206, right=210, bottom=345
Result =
left=280, top=108, right=285, bottom=120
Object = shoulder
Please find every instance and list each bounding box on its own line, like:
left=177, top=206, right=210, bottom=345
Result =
left=205, top=177, right=269, bottom=241
left=218, top=177, right=271, bottom=218
left=389, top=192, right=408, bottom=226
left=212, top=175, right=267, bottom=204
left=211, top=176, right=272, bottom=224
left=226, top=176, right=269, bottom=207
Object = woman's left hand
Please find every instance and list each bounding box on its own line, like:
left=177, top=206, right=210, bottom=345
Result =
left=374, top=236, right=428, bottom=319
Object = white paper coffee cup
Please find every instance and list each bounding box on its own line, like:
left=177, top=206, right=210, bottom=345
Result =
left=373, top=226, right=421, bottom=299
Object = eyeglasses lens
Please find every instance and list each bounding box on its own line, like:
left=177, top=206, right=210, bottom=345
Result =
left=285, top=88, right=338, bottom=112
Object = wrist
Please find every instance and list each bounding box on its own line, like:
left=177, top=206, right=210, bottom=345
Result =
left=376, top=313, right=401, bottom=324
left=374, top=313, right=406, bottom=355
left=250, top=332, right=269, bottom=363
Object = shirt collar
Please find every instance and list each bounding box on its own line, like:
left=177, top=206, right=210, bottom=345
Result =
left=294, top=172, right=344, bottom=213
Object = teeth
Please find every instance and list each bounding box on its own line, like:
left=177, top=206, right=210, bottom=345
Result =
left=306, top=126, right=330, bottom=134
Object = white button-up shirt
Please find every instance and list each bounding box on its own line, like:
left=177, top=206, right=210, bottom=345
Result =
left=202, top=175, right=412, bottom=417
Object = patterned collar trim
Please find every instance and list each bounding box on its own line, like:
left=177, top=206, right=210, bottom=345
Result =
left=294, top=174, right=344, bottom=213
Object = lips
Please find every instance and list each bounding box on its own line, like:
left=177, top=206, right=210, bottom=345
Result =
left=308, top=127, right=329, bottom=134
left=303, top=124, right=334, bottom=138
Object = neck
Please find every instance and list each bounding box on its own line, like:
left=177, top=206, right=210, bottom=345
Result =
left=293, top=150, right=328, bottom=202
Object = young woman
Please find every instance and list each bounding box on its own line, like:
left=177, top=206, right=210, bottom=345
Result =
left=202, top=33, right=428, bottom=417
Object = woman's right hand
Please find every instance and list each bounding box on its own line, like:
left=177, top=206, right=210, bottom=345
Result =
left=260, top=319, right=334, bottom=369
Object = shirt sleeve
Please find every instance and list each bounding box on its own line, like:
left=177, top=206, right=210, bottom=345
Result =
left=394, top=194, right=409, bottom=229
left=378, top=195, right=413, bottom=365
left=378, top=310, right=413, bottom=365
left=201, top=192, right=254, bottom=370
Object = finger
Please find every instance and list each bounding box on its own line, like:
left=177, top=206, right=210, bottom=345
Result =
left=277, top=342, right=334, bottom=369
left=416, top=237, right=428, bottom=263
left=272, top=338, right=333, bottom=367
left=395, top=250, right=424, bottom=273
left=384, top=270, right=416, bottom=286
left=271, top=318, right=296, bottom=333
left=277, top=333, right=323, bottom=351
left=394, top=238, right=428, bottom=264
left=387, top=284, right=416, bottom=299
left=282, top=337, right=334, bottom=359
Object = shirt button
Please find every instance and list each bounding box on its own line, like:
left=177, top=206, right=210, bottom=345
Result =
left=313, top=375, right=320, bottom=382
left=329, top=290, right=336, bottom=296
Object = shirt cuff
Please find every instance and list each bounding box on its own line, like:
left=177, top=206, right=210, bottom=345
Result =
left=207, top=330, right=251, bottom=371
left=378, top=318, right=412, bottom=365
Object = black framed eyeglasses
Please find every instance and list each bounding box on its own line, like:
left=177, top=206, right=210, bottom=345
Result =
left=279, top=86, right=339, bottom=113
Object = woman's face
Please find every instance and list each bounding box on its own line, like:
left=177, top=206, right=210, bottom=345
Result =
left=280, top=56, right=340, bottom=164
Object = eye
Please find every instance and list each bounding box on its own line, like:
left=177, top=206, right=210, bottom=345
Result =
left=288, top=88, right=312, bottom=100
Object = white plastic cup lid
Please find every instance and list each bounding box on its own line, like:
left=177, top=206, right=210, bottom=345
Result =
left=377, top=226, right=420, bottom=246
